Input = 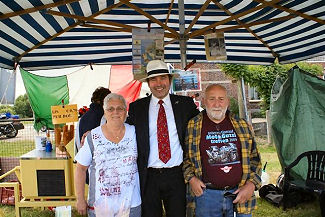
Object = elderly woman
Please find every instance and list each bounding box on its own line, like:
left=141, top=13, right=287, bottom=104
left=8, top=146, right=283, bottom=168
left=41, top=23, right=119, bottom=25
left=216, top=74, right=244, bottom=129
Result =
left=75, top=93, right=141, bottom=217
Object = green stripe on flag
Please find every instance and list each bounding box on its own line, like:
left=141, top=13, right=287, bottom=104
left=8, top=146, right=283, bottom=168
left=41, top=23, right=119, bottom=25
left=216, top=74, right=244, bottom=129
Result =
left=20, top=68, right=69, bottom=131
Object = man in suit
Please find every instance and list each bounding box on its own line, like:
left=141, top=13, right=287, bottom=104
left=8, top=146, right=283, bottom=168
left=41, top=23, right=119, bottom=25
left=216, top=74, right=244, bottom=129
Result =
left=127, top=60, right=199, bottom=217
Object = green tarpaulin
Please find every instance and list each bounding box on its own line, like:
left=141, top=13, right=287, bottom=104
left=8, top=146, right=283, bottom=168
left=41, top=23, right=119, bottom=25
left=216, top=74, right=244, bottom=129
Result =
left=271, top=67, right=325, bottom=180
left=20, top=68, right=69, bottom=131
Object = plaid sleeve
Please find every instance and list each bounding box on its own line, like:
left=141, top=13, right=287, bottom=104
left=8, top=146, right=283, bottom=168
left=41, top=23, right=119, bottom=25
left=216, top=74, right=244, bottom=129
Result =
left=183, top=113, right=203, bottom=183
left=235, top=118, right=262, bottom=189
left=232, top=117, right=262, bottom=213
left=248, top=130, right=262, bottom=189
left=183, top=118, right=196, bottom=183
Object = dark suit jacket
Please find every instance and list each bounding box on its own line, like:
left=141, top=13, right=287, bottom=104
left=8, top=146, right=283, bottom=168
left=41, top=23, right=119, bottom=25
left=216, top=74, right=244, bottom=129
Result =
left=79, top=102, right=104, bottom=141
left=127, top=94, right=199, bottom=196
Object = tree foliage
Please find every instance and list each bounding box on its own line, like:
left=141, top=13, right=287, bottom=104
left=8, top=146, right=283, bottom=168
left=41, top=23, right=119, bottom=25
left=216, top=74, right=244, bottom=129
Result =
left=229, top=97, right=239, bottom=116
left=13, top=94, right=33, bottom=118
left=219, top=62, right=323, bottom=111
left=0, top=105, right=15, bottom=114
left=295, top=62, right=323, bottom=75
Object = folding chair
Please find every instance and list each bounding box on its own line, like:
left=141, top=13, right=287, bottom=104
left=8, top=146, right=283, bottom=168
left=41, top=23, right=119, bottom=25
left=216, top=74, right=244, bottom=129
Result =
left=283, top=151, right=325, bottom=216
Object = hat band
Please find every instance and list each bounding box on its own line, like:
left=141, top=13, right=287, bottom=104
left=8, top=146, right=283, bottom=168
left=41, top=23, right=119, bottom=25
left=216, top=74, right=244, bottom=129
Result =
left=147, top=69, right=169, bottom=77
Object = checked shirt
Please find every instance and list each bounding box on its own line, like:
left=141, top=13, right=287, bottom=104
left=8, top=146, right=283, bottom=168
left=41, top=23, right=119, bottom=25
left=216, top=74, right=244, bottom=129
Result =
left=183, top=112, right=262, bottom=215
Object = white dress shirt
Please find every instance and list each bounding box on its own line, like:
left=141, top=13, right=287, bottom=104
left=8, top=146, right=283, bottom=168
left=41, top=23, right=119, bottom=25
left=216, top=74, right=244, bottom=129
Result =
left=148, top=94, right=183, bottom=168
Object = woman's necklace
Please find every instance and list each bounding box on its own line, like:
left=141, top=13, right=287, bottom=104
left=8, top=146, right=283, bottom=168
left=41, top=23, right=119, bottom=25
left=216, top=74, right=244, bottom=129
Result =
left=114, top=131, right=122, bottom=139
left=107, top=125, right=125, bottom=140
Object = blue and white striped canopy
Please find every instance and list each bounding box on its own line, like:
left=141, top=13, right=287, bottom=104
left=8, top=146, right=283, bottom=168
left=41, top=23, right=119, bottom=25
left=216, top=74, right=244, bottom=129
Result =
left=1, top=0, right=325, bottom=70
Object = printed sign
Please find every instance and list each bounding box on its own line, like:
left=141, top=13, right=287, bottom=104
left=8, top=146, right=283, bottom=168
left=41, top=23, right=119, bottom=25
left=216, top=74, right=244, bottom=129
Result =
left=51, top=104, right=78, bottom=124
left=132, top=28, right=164, bottom=80
left=172, top=68, right=201, bottom=92
left=204, top=32, right=227, bottom=61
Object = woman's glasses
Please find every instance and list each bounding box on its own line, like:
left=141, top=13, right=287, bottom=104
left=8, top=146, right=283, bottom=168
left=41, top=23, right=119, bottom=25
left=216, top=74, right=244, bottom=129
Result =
left=106, top=106, right=126, bottom=113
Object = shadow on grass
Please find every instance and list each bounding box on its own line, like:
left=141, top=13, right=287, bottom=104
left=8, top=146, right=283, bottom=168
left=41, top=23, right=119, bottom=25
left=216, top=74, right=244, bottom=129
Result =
left=1, top=200, right=321, bottom=217
left=0, top=205, right=86, bottom=217
left=254, top=198, right=321, bottom=217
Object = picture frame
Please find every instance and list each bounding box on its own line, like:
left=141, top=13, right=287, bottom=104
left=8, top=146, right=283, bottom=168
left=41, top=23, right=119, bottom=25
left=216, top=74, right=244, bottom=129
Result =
left=204, top=32, right=227, bottom=61
left=132, top=29, right=164, bottom=80
left=172, top=68, right=201, bottom=92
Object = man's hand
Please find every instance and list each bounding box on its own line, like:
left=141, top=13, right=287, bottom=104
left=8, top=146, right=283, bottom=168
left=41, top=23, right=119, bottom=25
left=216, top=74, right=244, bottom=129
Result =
left=76, top=198, right=88, bottom=215
left=80, top=131, right=90, bottom=147
left=189, top=176, right=206, bottom=197
left=233, top=181, right=255, bottom=204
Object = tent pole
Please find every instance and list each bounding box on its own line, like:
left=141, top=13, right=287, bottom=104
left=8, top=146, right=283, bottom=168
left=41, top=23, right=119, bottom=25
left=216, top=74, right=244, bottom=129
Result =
left=237, top=78, right=249, bottom=121
left=178, top=0, right=187, bottom=69
left=0, top=68, right=16, bottom=104
left=240, top=77, right=249, bottom=121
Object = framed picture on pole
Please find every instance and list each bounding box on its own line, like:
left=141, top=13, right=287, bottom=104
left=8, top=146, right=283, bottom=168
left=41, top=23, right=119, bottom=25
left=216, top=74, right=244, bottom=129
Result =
left=132, top=29, right=164, bottom=80
left=204, top=32, right=227, bottom=61
left=172, top=68, right=201, bottom=92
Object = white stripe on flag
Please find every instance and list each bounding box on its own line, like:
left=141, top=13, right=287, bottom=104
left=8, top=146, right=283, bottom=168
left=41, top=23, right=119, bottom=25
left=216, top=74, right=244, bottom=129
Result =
left=68, top=65, right=111, bottom=109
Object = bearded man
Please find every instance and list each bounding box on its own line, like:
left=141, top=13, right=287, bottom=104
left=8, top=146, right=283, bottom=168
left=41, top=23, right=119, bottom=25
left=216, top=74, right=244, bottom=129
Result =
left=183, top=84, right=262, bottom=217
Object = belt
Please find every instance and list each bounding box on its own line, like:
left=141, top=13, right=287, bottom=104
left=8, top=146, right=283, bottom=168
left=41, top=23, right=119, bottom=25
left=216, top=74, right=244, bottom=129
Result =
left=148, top=165, right=182, bottom=174
left=205, top=183, right=236, bottom=191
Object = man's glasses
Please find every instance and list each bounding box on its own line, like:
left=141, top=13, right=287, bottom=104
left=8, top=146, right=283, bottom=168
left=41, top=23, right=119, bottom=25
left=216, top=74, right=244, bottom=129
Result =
left=105, top=106, right=126, bottom=113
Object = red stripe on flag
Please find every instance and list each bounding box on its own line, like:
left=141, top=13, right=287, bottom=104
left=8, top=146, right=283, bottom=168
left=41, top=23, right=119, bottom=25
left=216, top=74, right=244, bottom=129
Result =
left=109, top=65, right=142, bottom=110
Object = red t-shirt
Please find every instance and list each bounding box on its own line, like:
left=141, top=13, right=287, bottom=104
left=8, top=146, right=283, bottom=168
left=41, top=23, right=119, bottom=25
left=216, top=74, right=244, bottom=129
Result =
left=200, top=111, right=243, bottom=188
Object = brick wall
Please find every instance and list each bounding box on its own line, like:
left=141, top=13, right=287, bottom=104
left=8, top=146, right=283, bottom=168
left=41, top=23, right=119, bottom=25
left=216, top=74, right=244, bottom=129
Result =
left=172, top=60, right=325, bottom=111
left=172, top=63, right=260, bottom=111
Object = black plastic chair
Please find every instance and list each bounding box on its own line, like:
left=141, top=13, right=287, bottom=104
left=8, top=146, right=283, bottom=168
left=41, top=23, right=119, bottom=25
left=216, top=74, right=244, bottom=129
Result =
left=283, top=151, right=325, bottom=216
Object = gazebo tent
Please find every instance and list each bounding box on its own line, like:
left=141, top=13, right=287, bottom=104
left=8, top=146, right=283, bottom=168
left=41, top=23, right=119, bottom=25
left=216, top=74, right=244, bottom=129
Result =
left=270, top=67, right=325, bottom=179
left=1, top=0, right=325, bottom=71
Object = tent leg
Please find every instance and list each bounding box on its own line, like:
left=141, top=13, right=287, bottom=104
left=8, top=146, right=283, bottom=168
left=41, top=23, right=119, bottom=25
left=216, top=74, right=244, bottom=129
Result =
left=178, top=0, right=187, bottom=69
left=237, top=77, right=249, bottom=121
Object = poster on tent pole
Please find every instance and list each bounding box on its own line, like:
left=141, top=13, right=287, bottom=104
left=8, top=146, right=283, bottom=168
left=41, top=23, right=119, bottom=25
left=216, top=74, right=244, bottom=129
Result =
left=204, top=32, right=227, bottom=61
left=132, top=29, right=164, bottom=80
left=171, top=68, right=201, bottom=92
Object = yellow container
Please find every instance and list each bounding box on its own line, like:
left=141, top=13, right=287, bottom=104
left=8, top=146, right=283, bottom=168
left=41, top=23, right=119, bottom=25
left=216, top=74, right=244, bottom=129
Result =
left=20, top=149, right=74, bottom=199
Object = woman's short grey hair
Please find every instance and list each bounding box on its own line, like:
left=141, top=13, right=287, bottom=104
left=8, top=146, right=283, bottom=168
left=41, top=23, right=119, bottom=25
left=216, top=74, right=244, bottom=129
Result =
left=103, top=93, right=127, bottom=110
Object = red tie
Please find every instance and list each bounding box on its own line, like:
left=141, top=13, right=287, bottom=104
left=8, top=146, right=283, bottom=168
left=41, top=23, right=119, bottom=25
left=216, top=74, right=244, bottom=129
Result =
left=157, top=100, right=171, bottom=164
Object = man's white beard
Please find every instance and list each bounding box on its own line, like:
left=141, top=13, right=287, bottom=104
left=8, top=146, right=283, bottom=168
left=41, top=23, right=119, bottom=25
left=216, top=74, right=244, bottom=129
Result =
left=206, top=107, right=227, bottom=121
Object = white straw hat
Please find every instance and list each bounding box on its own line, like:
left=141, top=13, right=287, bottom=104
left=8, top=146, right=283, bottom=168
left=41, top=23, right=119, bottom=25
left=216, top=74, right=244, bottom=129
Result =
left=140, top=60, right=178, bottom=81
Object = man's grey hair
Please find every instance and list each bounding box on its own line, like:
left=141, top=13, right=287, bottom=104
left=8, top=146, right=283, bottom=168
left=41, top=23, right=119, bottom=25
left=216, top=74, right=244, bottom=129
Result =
left=204, top=84, right=228, bottom=97
left=103, top=93, right=127, bottom=110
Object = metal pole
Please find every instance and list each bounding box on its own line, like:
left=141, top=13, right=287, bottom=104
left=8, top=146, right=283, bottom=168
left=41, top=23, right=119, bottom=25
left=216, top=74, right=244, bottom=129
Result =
left=178, top=0, right=187, bottom=69
left=237, top=80, right=244, bottom=119
left=266, top=110, right=272, bottom=144
left=241, top=77, right=249, bottom=121
left=0, top=68, right=16, bottom=104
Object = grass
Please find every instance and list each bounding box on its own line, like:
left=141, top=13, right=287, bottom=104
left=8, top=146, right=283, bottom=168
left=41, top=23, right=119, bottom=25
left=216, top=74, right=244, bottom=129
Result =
left=0, top=205, right=85, bottom=217
left=0, top=136, right=321, bottom=216
left=0, top=140, right=34, bottom=157
left=255, top=198, right=321, bottom=217
left=256, top=136, right=282, bottom=184
left=254, top=136, right=321, bottom=217
left=0, top=205, right=54, bottom=217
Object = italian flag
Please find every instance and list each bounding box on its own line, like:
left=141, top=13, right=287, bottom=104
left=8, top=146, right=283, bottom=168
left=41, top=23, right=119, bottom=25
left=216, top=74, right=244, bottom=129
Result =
left=20, top=65, right=142, bottom=131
